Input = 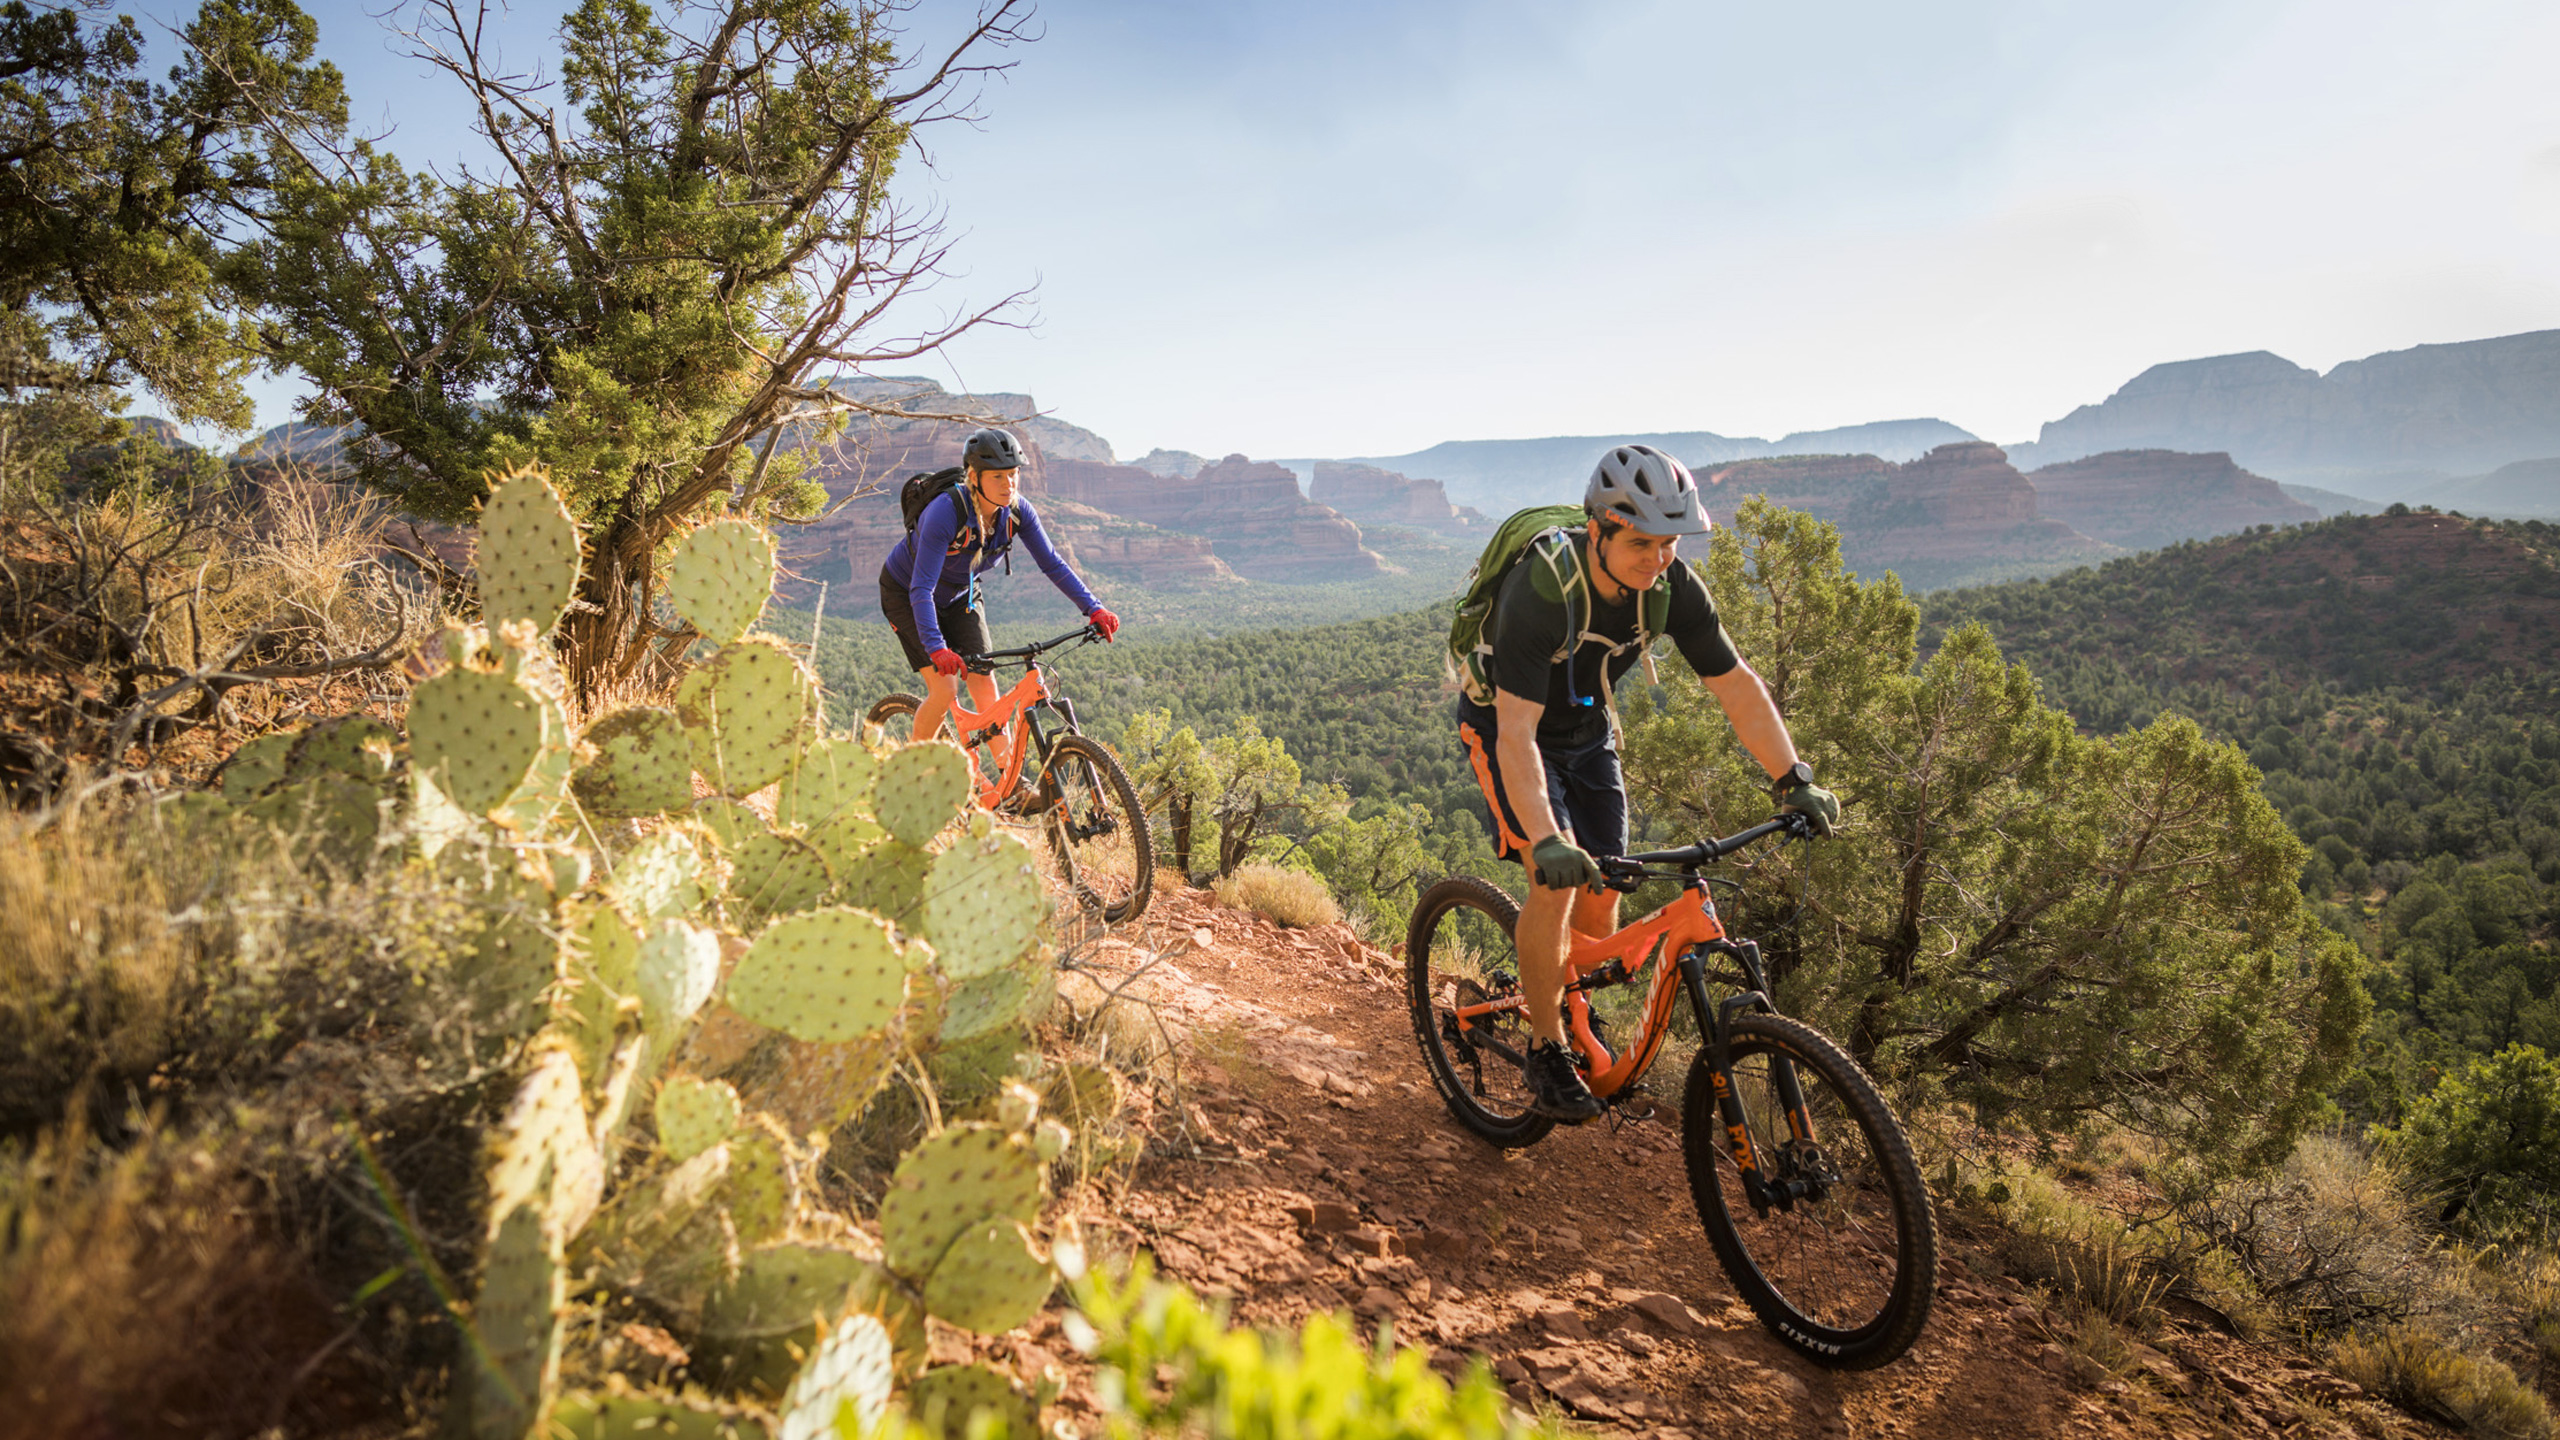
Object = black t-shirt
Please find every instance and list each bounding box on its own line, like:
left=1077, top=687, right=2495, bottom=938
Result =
left=1487, top=529, right=1738, bottom=746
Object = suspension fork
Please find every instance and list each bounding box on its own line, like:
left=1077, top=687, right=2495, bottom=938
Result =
left=1680, top=939, right=1820, bottom=1211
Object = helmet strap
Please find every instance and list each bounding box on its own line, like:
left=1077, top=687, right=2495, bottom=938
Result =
left=1588, top=519, right=1641, bottom=604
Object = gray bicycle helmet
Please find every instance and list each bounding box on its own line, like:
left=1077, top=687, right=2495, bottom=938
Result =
left=1585, top=443, right=1711, bottom=536
left=963, top=426, right=1025, bottom=473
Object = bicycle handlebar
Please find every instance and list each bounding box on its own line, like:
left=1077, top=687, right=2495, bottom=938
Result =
left=1598, top=813, right=1809, bottom=883
left=963, top=623, right=1101, bottom=672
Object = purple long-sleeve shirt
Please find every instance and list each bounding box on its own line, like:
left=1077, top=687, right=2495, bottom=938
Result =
left=880, top=488, right=1099, bottom=652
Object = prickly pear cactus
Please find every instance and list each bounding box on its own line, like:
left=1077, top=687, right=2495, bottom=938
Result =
left=615, top=828, right=713, bottom=920
left=477, top=465, right=583, bottom=634
left=875, top=743, right=972, bottom=847
left=878, top=1124, right=1045, bottom=1278
left=777, top=737, right=877, bottom=830
left=470, top=1200, right=567, bottom=1440
left=726, top=908, right=909, bottom=1045
left=776, top=1314, right=895, bottom=1440
left=727, top=832, right=831, bottom=924
left=674, top=638, right=816, bottom=797
left=654, top=1076, right=742, bottom=1163
left=576, top=706, right=694, bottom=818
left=410, top=666, right=547, bottom=816
left=908, top=1363, right=1037, bottom=1440
left=835, top=836, right=929, bottom=926
left=924, top=830, right=1044, bottom=980
left=921, top=1216, right=1053, bottom=1335
left=637, top=920, right=722, bottom=1048
left=666, top=519, right=779, bottom=646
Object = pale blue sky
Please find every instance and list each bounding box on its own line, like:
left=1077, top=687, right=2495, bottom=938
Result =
left=194, top=0, right=2560, bottom=459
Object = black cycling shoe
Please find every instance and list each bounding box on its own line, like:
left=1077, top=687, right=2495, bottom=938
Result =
left=1523, top=1038, right=1604, bottom=1124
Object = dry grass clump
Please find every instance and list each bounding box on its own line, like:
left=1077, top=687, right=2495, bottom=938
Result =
left=1212, top=862, right=1342, bottom=928
left=2332, top=1327, right=2555, bottom=1439
left=2168, top=1133, right=2435, bottom=1331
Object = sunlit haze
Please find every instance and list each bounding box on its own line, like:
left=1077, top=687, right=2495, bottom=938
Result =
left=211, top=0, right=2560, bottom=461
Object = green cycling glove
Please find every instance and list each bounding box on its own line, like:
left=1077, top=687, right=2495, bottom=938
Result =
left=1778, top=781, right=1841, bottom=837
left=1529, top=833, right=1604, bottom=892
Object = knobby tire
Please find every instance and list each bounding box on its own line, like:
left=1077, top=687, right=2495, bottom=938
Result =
left=1406, top=876, right=1555, bottom=1148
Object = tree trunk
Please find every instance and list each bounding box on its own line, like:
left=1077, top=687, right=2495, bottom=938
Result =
left=1170, top=791, right=1194, bottom=880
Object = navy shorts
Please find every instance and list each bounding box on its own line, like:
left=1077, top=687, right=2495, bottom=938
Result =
left=1455, top=697, right=1629, bottom=866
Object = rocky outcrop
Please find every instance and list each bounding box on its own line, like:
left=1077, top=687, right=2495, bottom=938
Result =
left=1357, top=418, right=1981, bottom=516
left=822, top=375, right=1116, bottom=462
left=1130, top=449, right=1208, bottom=479
left=1705, top=442, right=2113, bottom=589
left=2013, top=330, right=2560, bottom=486
left=1307, top=462, right=1484, bottom=536
left=2024, top=450, right=2317, bottom=550
left=1044, top=454, right=1383, bottom=582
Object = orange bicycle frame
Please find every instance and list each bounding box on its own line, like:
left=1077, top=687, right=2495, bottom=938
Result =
left=936, top=667, right=1052, bottom=809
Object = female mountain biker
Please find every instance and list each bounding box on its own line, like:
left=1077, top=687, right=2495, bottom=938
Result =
left=879, top=427, right=1122, bottom=744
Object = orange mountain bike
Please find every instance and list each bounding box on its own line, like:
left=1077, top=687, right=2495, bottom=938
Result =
left=1406, top=814, right=1936, bottom=1369
left=867, top=624, right=1153, bottom=922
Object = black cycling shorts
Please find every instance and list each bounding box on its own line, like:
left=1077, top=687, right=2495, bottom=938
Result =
left=1455, top=696, right=1628, bottom=867
left=878, top=570, right=992, bottom=674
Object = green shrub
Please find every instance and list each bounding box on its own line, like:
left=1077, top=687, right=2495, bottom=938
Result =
left=2331, top=1326, right=2555, bottom=1440
left=1067, top=1259, right=1564, bottom=1440
left=1213, top=863, right=1343, bottom=929
left=2375, top=1044, right=2560, bottom=1235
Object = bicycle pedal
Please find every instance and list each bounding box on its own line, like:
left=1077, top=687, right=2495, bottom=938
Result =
left=1606, top=1084, right=1663, bottom=1123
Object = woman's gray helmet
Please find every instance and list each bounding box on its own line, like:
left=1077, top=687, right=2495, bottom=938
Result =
left=963, top=427, right=1025, bottom=473
left=1585, top=443, right=1711, bottom=536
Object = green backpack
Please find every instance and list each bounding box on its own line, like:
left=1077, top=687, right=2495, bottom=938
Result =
left=1447, top=506, right=1674, bottom=727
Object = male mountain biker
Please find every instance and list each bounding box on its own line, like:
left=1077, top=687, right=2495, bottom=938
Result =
left=1458, top=444, right=1839, bottom=1123
left=879, top=426, right=1121, bottom=742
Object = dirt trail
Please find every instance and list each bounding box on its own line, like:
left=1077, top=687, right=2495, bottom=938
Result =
left=1041, top=885, right=2452, bottom=1440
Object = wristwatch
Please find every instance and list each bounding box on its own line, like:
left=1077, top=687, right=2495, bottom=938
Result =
left=1770, top=761, right=1814, bottom=796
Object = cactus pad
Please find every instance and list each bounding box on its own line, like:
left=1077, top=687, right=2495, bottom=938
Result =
left=700, top=1239, right=878, bottom=1343
left=569, top=1142, right=730, bottom=1302
left=725, top=1123, right=795, bottom=1246
left=477, top=465, right=582, bottom=635
left=692, top=797, right=767, bottom=849
left=804, top=810, right=886, bottom=877
left=927, top=1026, right=1033, bottom=1112
left=743, top=1030, right=901, bottom=1136
left=776, top=1314, right=894, bottom=1440
left=878, top=1124, right=1044, bottom=1278
left=920, top=1216, right=1053, bottom=1335
left=729, top=832, right=831, bottom=923
left=493, top=693, right=577, bottom=834
left=778, top=737, right=878, bottom=830
left=614, top=828, right=709, bottom=920
left=875, top=742, right=972, bottom=846
left=939, top=962, right=1043, bottom=1043
left=470, top=1199, right=566, bottom=1440
left=923, top=830, right=1045, bottom=980
left=638, top=920, right=721, bottom=1042
left=666, top=519, right=778, bottom=645
left=576, top=707, right=694, bottom=818
left=409, top=668, right=546, bottom=815
left=286, top=713, right=401, bottom=782
left=835, top=837, right=929, bottom=926
left=655, top=1076, right=742, bottom=1162
left=486, top=1046, right=605, bottom=1241
left=547, top=1390, right=765, bottom=1440
left=726, top=908, right=908, bottom=1044
left=217, top=731, right=296, bottom=799
left=1041, top=1062, right=1123, bottom=1131
left=674, top=638, right=815, bottom=797
left=909, top=1363, right=1038, bottom=1440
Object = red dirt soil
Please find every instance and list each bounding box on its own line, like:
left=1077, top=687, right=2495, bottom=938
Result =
left=1024, top=885, right=2461, bottom=1440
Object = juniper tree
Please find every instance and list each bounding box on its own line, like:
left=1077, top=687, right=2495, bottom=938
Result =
left=1619, top=497, right=2368, bottom=1172
left=228, top=0, right=1032, bottom=694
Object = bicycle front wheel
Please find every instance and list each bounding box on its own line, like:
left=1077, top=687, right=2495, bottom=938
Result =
left=1682, top=1012, right=1935, bottom=1369
left=1406, top=877, right=1553, bottom=1148
left=1038, top=734, right=1152, bottom=923
left=865, top=692, right=921, bottom=743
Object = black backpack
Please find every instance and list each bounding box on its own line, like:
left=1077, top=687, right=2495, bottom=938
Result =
left=898, top=465, right=1017, bottom=576
left=899, top=466, right=970, bottom=533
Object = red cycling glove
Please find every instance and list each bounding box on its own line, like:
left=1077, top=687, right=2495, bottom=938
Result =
left=1088, top=606, right=1121, bottom=641
left=929, top=647, right=965, bottom=676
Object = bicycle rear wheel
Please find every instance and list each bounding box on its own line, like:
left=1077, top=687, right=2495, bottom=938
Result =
left=865, top=692, right=921, bottom=743
left=1406, top=877, right=1553, bottom=1148
left=1682, top=1011, right=1934, bottom=1368
left=1038, top=734, right=1152, bottom=923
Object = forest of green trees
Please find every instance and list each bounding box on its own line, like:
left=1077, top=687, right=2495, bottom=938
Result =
left=813, top=505, right=2560, bottom=1137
